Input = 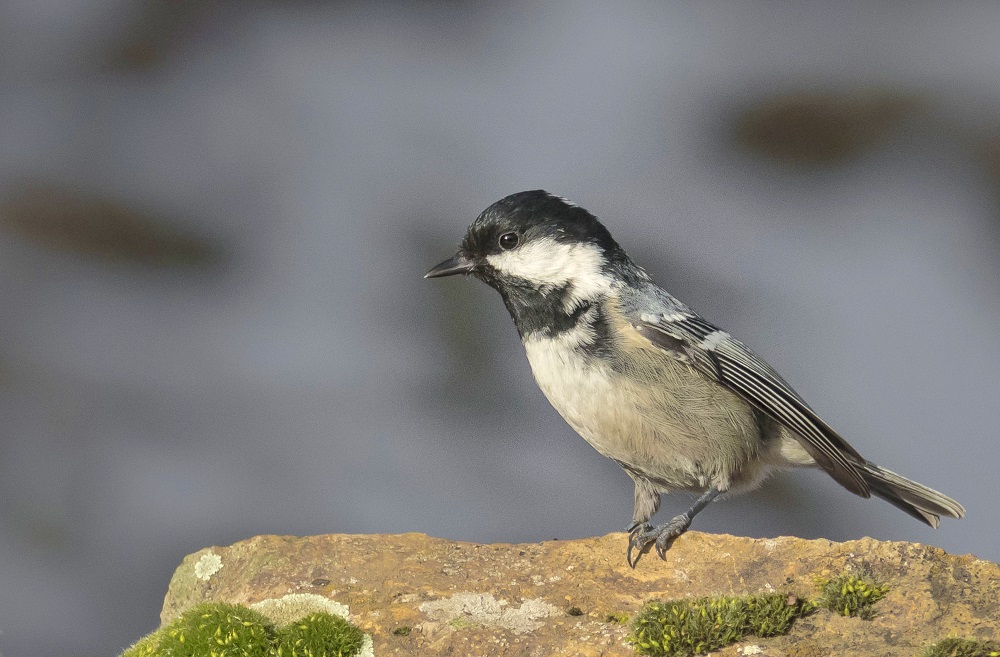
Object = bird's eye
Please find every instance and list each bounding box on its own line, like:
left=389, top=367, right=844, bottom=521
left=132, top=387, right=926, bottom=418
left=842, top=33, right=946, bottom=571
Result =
left=498, top=231, right=520, bottom=250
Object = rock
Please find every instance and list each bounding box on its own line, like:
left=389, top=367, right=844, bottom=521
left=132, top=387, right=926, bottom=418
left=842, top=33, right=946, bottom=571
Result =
left=160, top=532, right=999, bottom=656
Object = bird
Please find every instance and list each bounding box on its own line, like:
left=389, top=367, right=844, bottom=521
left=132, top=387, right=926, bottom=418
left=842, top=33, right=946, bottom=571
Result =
left=425, top=189, right=965, bottom=567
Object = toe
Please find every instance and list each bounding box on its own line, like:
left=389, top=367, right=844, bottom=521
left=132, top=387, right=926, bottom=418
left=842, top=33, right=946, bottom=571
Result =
left=654, top=533, right=675, bottom=559
left=627, top=529, right=655, bottom=568
left=652, top=516, right=691, bottom=558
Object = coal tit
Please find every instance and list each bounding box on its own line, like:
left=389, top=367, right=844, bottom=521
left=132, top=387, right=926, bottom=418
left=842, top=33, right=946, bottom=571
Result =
left=426, top=190, right=965, bottom=567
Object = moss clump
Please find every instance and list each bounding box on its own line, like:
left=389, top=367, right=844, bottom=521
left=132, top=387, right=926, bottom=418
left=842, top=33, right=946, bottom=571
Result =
left=921, top=638, right=1000, bottom=657
left=629, top=593, right=813, bottom=657
left=155, top=603, right=275, bottom=657
left=605, top=612, right=630, bottom=625
left=567, top=606, right=584, bottom=616
left=121, top=633, right=159, bottom=657
left=817, top=573, right=889, bottom=619
left=391, top=625, right=411, bottom=636
left=276, top=612, right=365, bottom=657
left=119, top=602, right=367, bottom=657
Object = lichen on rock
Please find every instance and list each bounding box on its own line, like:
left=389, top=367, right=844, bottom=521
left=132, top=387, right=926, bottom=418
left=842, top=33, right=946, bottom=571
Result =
left=419, top=592, right=559, bottom=634
left=251, top=593, right=352, bottom=627
left=193, top=551, right=223, bottom=581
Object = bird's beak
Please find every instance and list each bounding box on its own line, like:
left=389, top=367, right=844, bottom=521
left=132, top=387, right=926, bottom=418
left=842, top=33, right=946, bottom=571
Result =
left=424, top=253, right=476, bottom=278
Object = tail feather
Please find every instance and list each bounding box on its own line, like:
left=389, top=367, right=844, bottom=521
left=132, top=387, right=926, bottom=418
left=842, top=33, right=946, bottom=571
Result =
left=861, top=462, right=966, bottom=528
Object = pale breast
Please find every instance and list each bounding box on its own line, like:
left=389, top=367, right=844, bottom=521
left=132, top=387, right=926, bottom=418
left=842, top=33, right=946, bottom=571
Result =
left=521, top=326, right=765, bottom=492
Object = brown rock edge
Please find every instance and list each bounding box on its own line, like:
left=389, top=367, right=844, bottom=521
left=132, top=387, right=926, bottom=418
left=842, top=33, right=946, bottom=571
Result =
left=161, top=532, right=999, bottom=656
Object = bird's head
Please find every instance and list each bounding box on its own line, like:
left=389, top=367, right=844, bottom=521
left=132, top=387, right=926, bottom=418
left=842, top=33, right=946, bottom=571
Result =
left=425, top=190, right=639, bottom=308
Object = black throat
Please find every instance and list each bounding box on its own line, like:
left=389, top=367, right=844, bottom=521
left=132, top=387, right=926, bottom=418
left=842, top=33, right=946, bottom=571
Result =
left=492, top=280, right=611, bottom=350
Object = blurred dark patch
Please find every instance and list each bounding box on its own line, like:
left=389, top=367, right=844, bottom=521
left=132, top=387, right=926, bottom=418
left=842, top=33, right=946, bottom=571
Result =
left=733, top=90, right=917, bottom=165
left=0, top=182, right=224, bottom=267
left=105, top=0, right=223, bottom=70
left=105, top=0, right=494, bottom=70
left=979, top=135, right=1000, bottom=196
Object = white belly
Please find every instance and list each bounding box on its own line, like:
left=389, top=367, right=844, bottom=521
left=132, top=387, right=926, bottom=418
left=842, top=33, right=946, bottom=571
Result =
left=522, top=330, right=764, bottom=492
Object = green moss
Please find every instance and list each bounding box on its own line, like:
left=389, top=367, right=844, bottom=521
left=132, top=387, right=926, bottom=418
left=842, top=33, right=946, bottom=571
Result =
left=605, top=612, right=630, bottom=625
left=118, top=601, right=367, bottom=657
left=629, top=593, right=813, bottom=657
left=155, top=602, right=275, bottom=657
left=921, top=638, right=1000, bottom=657
left=391, top=625, right=412, bottom=636
left=120, top=633, right=159, bottom=657
left=275, top=612, right=366, bottom=657
left=817, top=573, right=889, bottom=620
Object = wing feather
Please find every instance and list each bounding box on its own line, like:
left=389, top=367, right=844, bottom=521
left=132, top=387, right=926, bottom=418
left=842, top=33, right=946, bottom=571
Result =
left=636, top=314, right=870, bottom=497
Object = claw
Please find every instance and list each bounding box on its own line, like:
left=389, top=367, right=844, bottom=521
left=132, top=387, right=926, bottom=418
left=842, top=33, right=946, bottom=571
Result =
left=626, top=514, right=692, bottom=566
left=626, top=523, right=653, bottom=568
left=653, top=513, right=691, bottom=559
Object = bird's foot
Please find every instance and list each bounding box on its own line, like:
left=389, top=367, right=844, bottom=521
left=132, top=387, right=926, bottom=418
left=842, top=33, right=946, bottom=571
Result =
left=626, top=523, right=652, bottom=568
left=626, top=513, right=692, bottom=568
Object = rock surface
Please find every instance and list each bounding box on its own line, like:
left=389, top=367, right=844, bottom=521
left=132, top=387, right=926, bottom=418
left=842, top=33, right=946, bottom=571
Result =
left=161, top=532, right=999, bottom=656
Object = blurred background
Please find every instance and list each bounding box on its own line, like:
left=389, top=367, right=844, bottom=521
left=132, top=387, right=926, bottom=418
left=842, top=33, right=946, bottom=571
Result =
left=2, top=1, right=999, bottom=655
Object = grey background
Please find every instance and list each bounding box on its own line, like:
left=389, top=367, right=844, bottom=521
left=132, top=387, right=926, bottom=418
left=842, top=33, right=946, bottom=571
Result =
left=1, top=2, right=999, bottom=656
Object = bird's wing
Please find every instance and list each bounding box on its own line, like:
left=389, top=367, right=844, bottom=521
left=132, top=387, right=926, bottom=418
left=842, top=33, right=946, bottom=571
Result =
left=633, top=311, right=870, bottom=497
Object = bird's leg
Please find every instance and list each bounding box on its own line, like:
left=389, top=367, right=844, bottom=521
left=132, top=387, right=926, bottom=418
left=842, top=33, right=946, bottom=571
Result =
left=624, top=478, right=660, bottom=567
left=627, top=487, right=722, bottom=567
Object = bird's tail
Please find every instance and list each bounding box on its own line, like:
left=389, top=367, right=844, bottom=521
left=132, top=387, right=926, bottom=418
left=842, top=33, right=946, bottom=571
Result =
left=861, top=462, right=965, bottom=528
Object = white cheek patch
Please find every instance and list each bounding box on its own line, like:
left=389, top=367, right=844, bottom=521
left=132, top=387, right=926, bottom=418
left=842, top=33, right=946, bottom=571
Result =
left=486, top=238, right=613, bottom=308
